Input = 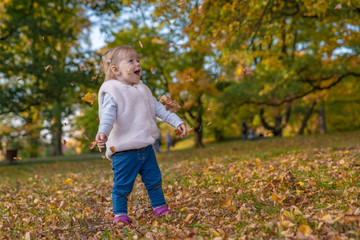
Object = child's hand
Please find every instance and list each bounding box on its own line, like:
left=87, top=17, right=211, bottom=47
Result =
left=177, top=123, right=187, bottom=138
left=95, top=132, right=107, bottom=152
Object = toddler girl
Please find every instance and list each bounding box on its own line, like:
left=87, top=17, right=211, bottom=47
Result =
left=95, top=45, right=187, bottom=224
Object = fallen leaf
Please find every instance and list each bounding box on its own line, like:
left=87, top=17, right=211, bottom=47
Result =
left=150, top=66, right=154, bottom=72
left=83, top=134, right=89, bottom=140
left=91, top=75, right=98, bottom=81
left=13, top=157, right=22, bottom=160
left=297, top=225, right=312, bottom=235
left=207, top=122, right=212, bottom=126
left=64, top=178, right=74, bottom=184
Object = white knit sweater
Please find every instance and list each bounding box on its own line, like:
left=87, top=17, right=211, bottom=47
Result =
left=98, top=80, right=183, bottom=159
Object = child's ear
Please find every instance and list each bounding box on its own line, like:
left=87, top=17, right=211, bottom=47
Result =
left=111, top=66, right=121, bottom=75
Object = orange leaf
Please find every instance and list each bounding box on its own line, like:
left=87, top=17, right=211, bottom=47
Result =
left=44, top=65, right=52, bottom=70
left=91, top=75, right=98, bottom=81
left=242, top=67, right=254, bottom=76
left=81, top=92, right=97, bottom=105
left=110, top=146, right=116, bottom=153
left=175, top=129, right=182, bottom=137
left=297, top=225, right=312, bottom=235
left=13, top=157, right=22, bottom=160
left=150, top=66, right=154, bottom=72
left=139, top=40, right=143, bottom=48
left=187, top=128, right=194, bottom=135
left=186, top=75, right=194, bottom=82
left=79, top=66, right=85, bottom=71
left=89, top=140, right=98, bottom=149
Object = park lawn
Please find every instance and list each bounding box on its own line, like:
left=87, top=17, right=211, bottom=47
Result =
left=0, top=132, right=359, bottom=239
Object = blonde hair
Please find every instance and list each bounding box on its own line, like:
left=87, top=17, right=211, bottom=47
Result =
left=100, top=45, right=137, bottom=81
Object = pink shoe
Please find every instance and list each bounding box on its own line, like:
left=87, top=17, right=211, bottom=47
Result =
left=153, top=206, right=173, bottom=217
left=114, top=214, right=130, bottom=224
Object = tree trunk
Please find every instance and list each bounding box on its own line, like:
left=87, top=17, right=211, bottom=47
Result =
left=299, top=101, right=317, bottom=135
left=259, top=104, right=292, bottom=137
left=51, top=106, right=63, bottom=156
left=194, top=96, right=204, bottom=148
left=319, top=101, right=327, bottom=134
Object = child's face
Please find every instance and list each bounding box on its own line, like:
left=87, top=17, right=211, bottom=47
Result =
left=112, top=50, right=141, bottom=85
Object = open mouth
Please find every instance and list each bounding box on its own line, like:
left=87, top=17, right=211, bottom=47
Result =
left=134, top=69, right=141, bottom=76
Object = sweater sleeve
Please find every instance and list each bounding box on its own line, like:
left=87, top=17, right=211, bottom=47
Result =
left=98, top=93, right=117, bottom=137
left=154, top=97, right=184, bottom=128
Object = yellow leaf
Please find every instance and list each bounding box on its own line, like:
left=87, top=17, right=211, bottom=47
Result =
left=184, top=213, right=194, bottom=223
left=297, top=225, right=312, bottom=235
left=34, top=198, right=41, bottom=204
left=152, top=220, right=158, bottom=227
left=81, top=92, right=97, bottom=105
left=297, top=182, right=304, bottom=186
left=64, top=178, right=74, bottom=184
left=221, top=199, right=232, bottom=208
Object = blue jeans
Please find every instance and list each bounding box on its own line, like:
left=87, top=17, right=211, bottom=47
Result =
left=111, top=145, right=166, bottom=214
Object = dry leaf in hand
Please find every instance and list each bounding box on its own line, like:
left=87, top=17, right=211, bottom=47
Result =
left=242, top=67, right=254, bottom=76
left=81, top=93, right=97, bottom=105
left=175, top=129, right=182, bottom=138
left=44, top=65, right=52, bottom=70
left=89, top=140, right=98, bottom=149
left=159, top=95, right=181, bottom=113
left=334, top=3, right=342, bottom=9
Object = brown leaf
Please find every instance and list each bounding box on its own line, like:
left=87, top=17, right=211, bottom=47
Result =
left=175, top=129, right=182, bottom=138
left=242, top=66, right=254, bottom=76
left=62, top=139, right=67, bottom=145
left=89, top=140, right=98, bottom=149
left=83, top=134, right=89, bottom=140
left=159, top=95, right=181, bottom=113
left=13, top=157, right=22, bottom=160
left=187, top=128, right=194, bottom=135
left=79, top=66, right=85, bottom=71
left=110, top=146, right=116, bottom=153
left=44, top=65, right=52, bottom=70
left=91, top=74, right=98, bottom=81
left=139, top=40, right=144, bottom=48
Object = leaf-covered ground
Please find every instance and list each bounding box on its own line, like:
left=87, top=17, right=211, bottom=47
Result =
left=1, top=132, right=360, bottom=239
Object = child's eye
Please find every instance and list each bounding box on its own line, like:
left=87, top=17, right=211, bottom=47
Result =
left=128, top=59, right=133, bottom=62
